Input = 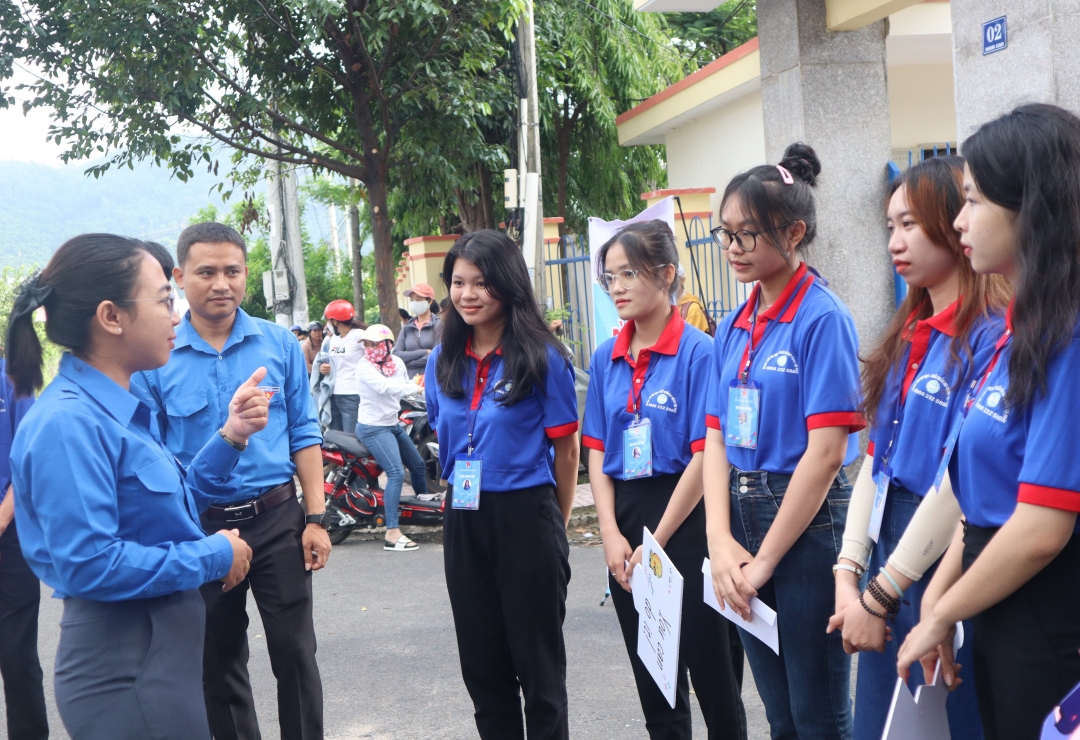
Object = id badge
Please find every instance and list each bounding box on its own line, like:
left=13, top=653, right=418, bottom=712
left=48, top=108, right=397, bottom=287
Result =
left=452, top=454, right=482, bottom=510
left=623, top=418, right=653, bottom=480
left=726, top=380, right=761, bottom=449
left=867, top=468, right=890, bottom=543
left=932, top=417, right=962, bottom=494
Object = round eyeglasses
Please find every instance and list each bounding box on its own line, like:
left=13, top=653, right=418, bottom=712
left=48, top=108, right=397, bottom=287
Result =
left=124, top=290, right=178, bottom=314
left=598, top=265, right=670, bottom=293
left=711, top=222, right=795, bottom=252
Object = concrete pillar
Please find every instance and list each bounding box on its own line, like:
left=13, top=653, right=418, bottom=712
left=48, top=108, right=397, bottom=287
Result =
left=759, top=0, right=894, bottom=344
left=951, top=0, right=1080, bottom=140
left=402, top=235, right=455, bottom=304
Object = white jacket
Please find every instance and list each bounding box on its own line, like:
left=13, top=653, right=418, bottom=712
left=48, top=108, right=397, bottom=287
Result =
left=355, top=355, right=418, bottom=427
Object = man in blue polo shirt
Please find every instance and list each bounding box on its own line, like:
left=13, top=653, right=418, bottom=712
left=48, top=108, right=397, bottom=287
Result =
left=0, top=358, right=47, bottom=740
left=134, top=222, right=328, bottom=740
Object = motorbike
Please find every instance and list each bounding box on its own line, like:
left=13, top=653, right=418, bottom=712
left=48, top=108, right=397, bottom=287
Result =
left=321, top=429, right=444, bottom=545
left=398, top=394, right=444, bottom=495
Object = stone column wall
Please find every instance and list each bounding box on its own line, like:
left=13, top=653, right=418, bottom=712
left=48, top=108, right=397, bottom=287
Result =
left=758, top=0, right=895, bottom=346
left=952, top=0, right=1080, bottom=141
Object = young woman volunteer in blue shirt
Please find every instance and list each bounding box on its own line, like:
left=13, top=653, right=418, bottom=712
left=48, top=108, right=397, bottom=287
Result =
left=583, top=220, right=745, bottom=739
left=425, top=229, right=580, bottom=740
left=6, top=234, right=266, bottom=739
left=703, top=143, right=864, bottom=740
left=827, top=156, right=1009, bottom=740
left=897, top=104, right=1080, bottom=739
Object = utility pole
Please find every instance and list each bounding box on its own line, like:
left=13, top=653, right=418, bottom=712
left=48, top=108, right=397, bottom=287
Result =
left=349, top=179, right=365, bottom=322
left=517, top=0, right=546, bottom=302
left=265, top=160, right=309, bottom=327
left=328, top=203, right=341, bottom=269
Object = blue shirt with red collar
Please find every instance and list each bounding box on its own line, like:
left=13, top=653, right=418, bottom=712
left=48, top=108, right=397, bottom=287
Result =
left=582, top=308, right=711, bottom=479
left=425, top=339, right=579, bottom=492
left=950, top=309, right=1080, bottom=529
left=868, top=300, right=1005, bottom=497
left=706, top=262, right=865, bottom=474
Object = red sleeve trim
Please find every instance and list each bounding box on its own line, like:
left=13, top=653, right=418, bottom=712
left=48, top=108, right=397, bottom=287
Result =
left=545, top=421, right=579, bottom=439
left=706, top=414, right=722, bottom=431
left=806, top=412, right=866, bottom=433
left=867, top=441, right=875, bottom=457
left=1018, top=483, right=1080, bottom=513
left=581, top=435, right=605, bottom=451
left=690, top=438, right=706, bottom=454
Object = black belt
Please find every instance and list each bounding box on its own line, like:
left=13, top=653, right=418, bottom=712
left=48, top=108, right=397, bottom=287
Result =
left=206, top=480, right=297, bottom=522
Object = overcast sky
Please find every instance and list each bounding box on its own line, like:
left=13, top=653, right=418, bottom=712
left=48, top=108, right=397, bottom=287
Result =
left=1, top=67, right=69, bottom=166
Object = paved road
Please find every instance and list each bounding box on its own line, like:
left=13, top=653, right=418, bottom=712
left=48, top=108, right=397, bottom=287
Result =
left=10, top=538, right=783, bottom=739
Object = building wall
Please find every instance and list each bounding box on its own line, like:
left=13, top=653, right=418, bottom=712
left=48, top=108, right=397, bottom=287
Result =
left=888, top=63, right=957, bottom=150
left=663, top=90, right=768, bottom=215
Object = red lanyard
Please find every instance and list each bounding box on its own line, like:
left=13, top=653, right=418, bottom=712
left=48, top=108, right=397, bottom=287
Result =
left=963, top=328, right=1012, bottom=414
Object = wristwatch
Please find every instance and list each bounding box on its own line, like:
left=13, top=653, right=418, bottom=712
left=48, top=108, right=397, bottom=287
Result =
left=305, top=512, right=329, bottom=529
left=217, top=428, right=248, bottom=452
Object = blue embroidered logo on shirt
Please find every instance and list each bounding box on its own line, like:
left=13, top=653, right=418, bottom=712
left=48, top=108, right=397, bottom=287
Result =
left=493, top=379, right=513, bottom=399
left=762, top=351, right=799, bottom=375
left=644, top=390, right=678, bottom=414
left=910, top=373, right=951, bottom=409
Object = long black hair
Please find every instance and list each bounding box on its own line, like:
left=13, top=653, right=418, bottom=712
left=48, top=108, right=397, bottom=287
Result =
left=720, top=142, right=821, bottom=260
left=436, top=230, right=570, bottom=406
left=963, top=103, right=1080, bottom=408
left=6, top=234, right=165, bottom=396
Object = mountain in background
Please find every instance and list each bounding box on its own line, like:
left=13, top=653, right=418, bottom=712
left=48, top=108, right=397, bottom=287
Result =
left=0, top=159, right=233, bottom=267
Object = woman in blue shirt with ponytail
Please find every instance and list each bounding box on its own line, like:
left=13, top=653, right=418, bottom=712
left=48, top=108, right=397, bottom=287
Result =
left=8, top=234, right=267, bottom=740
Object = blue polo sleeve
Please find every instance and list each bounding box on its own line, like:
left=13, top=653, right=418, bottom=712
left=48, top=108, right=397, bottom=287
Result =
left=687, top=342, right=712, bottom=453
left=425, top=347, right=441, bottom=429
left=20, top=411, right=233, bottom=601
left=1017, top=336, right=1080, bottom=512
left=705, top=335, right=728, bottom=433
left=801, top=310, right=866, bottom=432
left=283, top=330, right=322, bottom=453
left=543, top=348, right=579, bottom=439
left=581, top=346, right=607, bottom=452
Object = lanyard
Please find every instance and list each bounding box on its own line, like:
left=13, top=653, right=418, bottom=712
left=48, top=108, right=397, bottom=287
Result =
left=961, top=327, right=1011, bottom=418
left=626, top=352, right=660, bottom=422
left=466, top=353, right=499, bottom=456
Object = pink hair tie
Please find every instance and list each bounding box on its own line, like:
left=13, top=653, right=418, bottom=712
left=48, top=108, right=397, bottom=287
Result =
left=776, top=165, right=795, bottom=185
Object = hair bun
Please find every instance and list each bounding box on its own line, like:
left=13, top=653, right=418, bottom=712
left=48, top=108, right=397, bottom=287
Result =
left=779, top=142, right=821, bottom=187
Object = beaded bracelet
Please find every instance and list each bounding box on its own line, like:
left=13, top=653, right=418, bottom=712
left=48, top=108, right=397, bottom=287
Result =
left=866, top=578, right=901, bottom=618
left=858, top=593, right=887, bottom=620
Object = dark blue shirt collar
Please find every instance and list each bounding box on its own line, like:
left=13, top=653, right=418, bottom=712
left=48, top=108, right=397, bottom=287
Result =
left=174, top=308, right=264, bottom=355
left=57, top=353, right=146, bottom=428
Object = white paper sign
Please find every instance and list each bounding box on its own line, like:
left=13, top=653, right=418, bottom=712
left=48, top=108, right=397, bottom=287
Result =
left=701, top=558, right=780, bottom=655
left=881, top=625, right=965, bottom=740
left=630, top=528, right=684, bottom=708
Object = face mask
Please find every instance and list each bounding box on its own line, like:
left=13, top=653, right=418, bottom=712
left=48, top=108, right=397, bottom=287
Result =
left=409, top=300, right=429, bottom=316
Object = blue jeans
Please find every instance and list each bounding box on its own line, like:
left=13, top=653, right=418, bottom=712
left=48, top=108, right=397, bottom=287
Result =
left=355, top=422, right=428, bottom=530
left=853, top=484, right=983, bottom=740
left=729, top=467, right=853, bottom=740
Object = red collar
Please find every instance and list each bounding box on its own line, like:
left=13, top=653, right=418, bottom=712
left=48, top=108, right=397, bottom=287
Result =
left=465, top=335, right=503, bottom=360
left=901, top=297, right=961, bottom=341
left=1005, top=299, right=1014, bottom=333
left=734, top=262, right=811, bottom=330
left=611, top=307, right=685, bottom=363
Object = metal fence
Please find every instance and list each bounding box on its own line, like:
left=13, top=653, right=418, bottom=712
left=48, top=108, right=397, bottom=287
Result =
left=678, top=214, right=753, bottom=324
left=544, top=234, right=595, bottom=370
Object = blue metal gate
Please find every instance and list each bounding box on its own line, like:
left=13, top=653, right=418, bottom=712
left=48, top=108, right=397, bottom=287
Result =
left=544, top=234, right=595, bottom=370
left=678, top=214, right=752, bottom=324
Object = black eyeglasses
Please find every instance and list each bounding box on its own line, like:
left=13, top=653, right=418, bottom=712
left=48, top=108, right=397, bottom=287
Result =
left=711, top=222, right=796, bottom=252
left=125, top=290, right=177, bottom=314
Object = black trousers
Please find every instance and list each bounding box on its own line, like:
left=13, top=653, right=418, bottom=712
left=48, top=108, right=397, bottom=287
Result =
left=0, top=525, right=48, bottom=740
left=609, top=475, right=746, bottom=740
left=444, top=484, right=571, bottom=740
left=201, top=495, right=323, bottom=740
left=963, top=523, right=1080, bottom=740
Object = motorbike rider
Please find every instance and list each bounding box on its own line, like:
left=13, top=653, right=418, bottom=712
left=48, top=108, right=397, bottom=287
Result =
left=320, top=299, right=366, bottom=433
left=394, top=283, right=442, bottom=377
left=354, top=324, right=429, bottom=551
left=301, top=321, right=324, bottom=374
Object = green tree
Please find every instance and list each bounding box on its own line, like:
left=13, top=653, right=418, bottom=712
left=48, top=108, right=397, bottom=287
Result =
left=535, top=0, right=688, bottom=235
left=665, top=0, right=758, bottom=69
left=1, top=0, right=523, bottom=335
